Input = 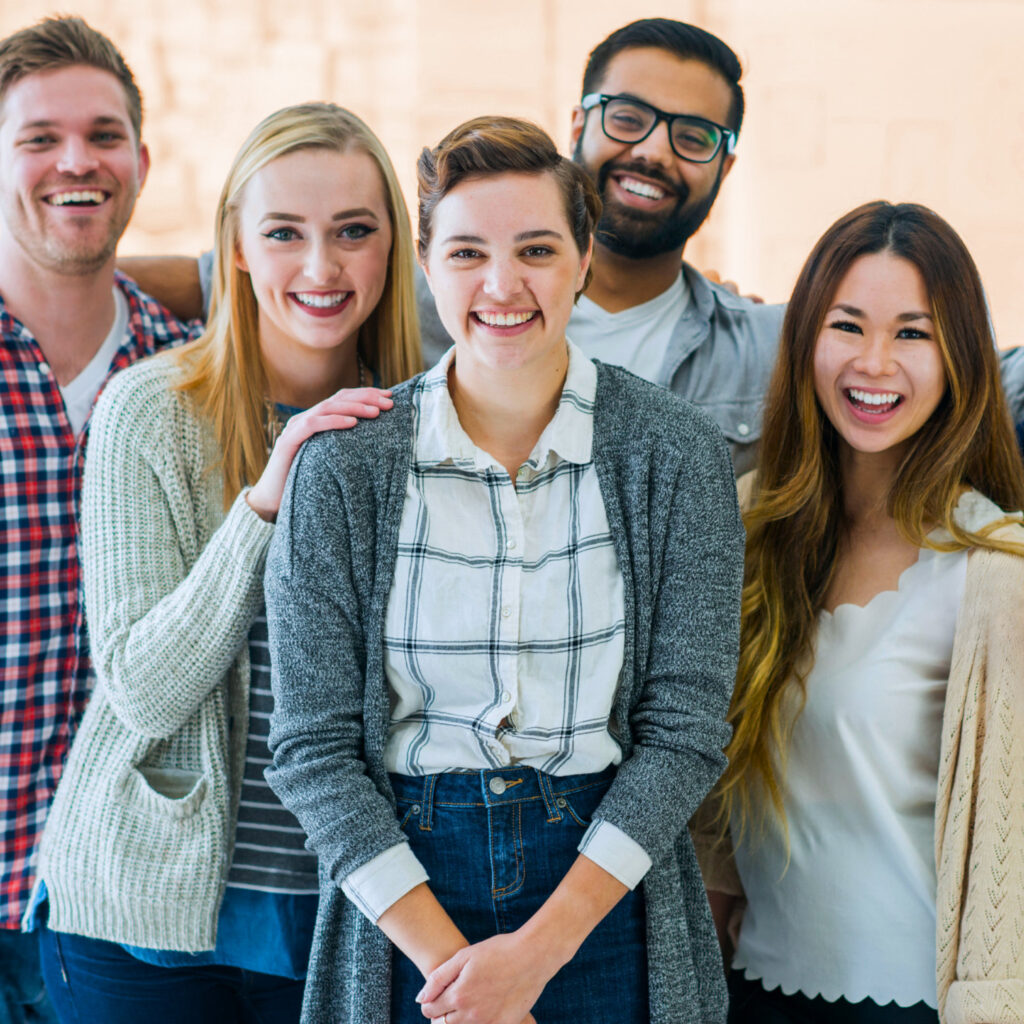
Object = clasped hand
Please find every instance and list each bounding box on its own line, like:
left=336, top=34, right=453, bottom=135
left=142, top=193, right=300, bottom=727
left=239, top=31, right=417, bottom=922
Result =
left=416, top=930, right=555, bottom=1024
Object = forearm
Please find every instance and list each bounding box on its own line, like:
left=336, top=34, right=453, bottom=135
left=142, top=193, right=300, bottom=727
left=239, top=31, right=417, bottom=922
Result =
left=707, top=889, right=740, bottom=962
left=116, top=255, right=204, bottom=320
left=376, top=882, right=469, bottom=977
left=520, top=853, right=629, bottom=972
left=87, top=488, right=273, bottom=737
left=417, top=852, right=629, bottom=1024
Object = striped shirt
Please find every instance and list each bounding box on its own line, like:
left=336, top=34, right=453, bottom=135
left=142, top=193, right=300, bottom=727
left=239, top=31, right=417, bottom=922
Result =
left=343, top=343, right=652, bottom=921
left=228, top=611, right=318, bottom=894
left=0, top=275, right=192, bottom=928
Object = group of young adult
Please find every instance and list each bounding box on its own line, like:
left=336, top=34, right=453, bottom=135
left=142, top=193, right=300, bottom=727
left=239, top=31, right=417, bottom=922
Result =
left=0, top=13, right=1021, bottom=1024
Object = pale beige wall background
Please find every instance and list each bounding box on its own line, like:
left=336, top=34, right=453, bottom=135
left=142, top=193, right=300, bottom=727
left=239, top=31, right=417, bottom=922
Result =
left=4, top=0, right=1023, bottom=347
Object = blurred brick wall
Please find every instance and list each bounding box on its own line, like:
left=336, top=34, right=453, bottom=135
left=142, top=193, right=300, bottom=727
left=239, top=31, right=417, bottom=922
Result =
left=3, top=0, right=1022, bottom=347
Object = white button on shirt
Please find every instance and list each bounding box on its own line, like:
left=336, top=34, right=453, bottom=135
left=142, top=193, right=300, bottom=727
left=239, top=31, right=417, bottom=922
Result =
left=341, top=343, right=654, bottom=922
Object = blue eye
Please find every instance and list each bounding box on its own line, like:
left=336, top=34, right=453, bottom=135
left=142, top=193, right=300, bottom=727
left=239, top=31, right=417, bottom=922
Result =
left=896, top=326, right=931, bottom=340
left=263, top=227, right=300, bottom=242
left=340, top=223, right=376, bottom=241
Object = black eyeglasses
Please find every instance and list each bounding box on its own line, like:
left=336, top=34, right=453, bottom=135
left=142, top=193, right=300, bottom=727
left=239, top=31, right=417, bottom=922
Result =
left=581, top=93, right=736, bottom=164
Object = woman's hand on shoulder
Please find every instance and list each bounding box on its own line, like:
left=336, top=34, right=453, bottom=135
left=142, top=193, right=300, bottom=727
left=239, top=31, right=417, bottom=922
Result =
left=246, top=386, right=393, bottom=521
left=417, top=931, right=550, bottom=1024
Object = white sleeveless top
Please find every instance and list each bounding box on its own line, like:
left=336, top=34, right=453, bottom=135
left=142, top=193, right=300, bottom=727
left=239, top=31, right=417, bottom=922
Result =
left=732, top=491, right=1010, bottom=1008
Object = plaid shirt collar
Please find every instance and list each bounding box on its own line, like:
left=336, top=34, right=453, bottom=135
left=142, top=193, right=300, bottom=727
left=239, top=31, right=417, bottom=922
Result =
left=415, top=340, right=597, bottom=471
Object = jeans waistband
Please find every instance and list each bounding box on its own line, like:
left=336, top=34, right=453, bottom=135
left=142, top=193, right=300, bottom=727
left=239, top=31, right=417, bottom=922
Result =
left=389, top=765, right=616, bottom=831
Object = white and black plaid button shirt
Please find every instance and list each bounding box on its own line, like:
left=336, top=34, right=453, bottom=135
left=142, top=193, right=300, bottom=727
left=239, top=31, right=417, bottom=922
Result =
left=383, top=343, right=626, bottom=779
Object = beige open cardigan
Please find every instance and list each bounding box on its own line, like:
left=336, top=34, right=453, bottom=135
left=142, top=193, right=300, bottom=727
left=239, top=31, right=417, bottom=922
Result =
left=693, top=506, right=1024, bottom=1024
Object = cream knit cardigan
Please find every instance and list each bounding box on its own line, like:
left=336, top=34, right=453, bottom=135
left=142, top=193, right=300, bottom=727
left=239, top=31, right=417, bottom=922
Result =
left=35, top=355, right=275, bottom=950
left=694, top=513, right=1024, bottom=1024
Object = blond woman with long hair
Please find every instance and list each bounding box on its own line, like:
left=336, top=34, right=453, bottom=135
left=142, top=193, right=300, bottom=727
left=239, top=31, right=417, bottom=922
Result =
left=32, top=102, right=420, bottom=1023
left=696, top=201, right=1024, bottom=1024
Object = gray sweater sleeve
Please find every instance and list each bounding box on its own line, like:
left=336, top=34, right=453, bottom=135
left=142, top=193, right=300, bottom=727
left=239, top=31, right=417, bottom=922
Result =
left=264, top=426, right=411, bottom=884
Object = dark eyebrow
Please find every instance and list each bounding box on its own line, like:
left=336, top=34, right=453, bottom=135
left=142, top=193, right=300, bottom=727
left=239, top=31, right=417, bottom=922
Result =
left=827, top=303, right=932, bottom=322
left=440, top=230, right=564, bottom=245
left=516, top=229, right=563, bottom=242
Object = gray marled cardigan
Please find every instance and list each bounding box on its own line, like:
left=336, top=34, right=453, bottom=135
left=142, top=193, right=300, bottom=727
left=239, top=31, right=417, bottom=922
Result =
left=265, top=362, right=743, bottom=1024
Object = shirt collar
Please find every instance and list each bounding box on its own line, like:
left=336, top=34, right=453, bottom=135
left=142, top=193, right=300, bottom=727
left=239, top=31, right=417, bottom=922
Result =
left=414, top=340, right=597, bottom=471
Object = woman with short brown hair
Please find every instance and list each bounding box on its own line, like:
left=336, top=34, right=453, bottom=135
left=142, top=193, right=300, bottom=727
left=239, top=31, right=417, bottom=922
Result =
left=266, top=116, right=745, bottom=1024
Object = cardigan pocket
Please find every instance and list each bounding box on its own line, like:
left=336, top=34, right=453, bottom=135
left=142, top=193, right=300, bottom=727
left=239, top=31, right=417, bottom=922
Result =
left=115, top=765, right=209, bottom=820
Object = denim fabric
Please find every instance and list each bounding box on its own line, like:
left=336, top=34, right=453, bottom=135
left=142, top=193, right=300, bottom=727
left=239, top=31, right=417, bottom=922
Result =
left=728, top=972, right=940, bottom=1024
left=37, top=924, right=303, bottom=1024
left=389, top=766, right=648, bottom=1024
left=0, top=929, right=57, bottom=1024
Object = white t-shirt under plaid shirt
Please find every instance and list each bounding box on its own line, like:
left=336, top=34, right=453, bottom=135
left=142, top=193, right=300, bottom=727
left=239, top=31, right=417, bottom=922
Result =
left=341, top=343, right=653, bottom=922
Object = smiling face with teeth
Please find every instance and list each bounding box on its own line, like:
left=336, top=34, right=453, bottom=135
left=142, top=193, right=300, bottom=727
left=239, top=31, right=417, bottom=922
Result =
left=0, top=64, right=148, bottom=276
left=421, top=170, right=591, bottom=379
left=570, top=47, right=735, bottom=260
left=233, top=146, right=392, bottom=385
left=813, top=251, right=947, bottom=465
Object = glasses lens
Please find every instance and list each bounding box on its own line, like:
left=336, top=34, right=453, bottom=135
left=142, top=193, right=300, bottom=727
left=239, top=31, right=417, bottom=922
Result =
left=603, top=98, right=655, bottom=142
left=670, top=118, right=722, bottom=161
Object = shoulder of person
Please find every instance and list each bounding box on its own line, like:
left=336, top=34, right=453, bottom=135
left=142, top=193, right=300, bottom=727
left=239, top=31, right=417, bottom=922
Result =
left=93, top=350, right=186, bottom=426
left=297, top=372, right=421, bottom=471
left=114, top=270, right=197, bottom=344
left=593, top=360, right=732, bottom=462
left=683, top=262, right=787, bottom=325
left=87, top=353, right=205, bottom=481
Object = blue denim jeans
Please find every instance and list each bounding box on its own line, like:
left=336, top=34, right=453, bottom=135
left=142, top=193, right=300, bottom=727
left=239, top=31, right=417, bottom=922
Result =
left=389, top=766, right=648, bottom=1024
left=37, top=924, right=303, bottom=1024
left=0, top=928, right=57, bottom=1024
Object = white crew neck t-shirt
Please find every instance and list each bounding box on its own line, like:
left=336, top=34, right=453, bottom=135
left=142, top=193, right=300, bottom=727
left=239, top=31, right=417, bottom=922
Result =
left=570, top=270, right=689, bottom=386
left=60, top=287, right=128, bottom=436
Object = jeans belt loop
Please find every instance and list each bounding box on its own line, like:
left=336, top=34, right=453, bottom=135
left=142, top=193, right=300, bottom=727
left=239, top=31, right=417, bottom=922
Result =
left=419, top=774, right=438, bottom=831
left=536, top=770, right=563, bottom=823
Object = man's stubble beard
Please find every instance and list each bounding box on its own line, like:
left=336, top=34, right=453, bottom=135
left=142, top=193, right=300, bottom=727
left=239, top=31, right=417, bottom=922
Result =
left=574, top=138, right=725, bottom=260
left=1, top=180, right=137, bottom=277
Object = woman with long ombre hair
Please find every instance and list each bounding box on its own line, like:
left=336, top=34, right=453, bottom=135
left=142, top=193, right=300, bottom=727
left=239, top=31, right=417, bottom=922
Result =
left=33, top=102, right=419, bottom=1023
left=696, top=201, right=1024, bottom=1024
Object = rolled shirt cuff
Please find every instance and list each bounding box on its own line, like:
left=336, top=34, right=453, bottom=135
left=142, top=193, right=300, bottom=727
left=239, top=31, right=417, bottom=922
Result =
left=578, top=818, right=653, bottom=890
left=340, top=843, right=429, bottom=923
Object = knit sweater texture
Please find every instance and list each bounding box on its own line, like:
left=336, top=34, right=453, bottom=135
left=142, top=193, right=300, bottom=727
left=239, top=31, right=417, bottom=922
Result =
left=35, top=354, right=275, bottom=950
left=693, top=504, right=1024, bottom=1024
left=264, top=362, right=745, bottom=1024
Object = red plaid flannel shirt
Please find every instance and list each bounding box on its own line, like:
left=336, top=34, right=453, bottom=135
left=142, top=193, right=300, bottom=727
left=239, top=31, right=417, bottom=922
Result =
left=0, top=273, right=195, bottom=927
